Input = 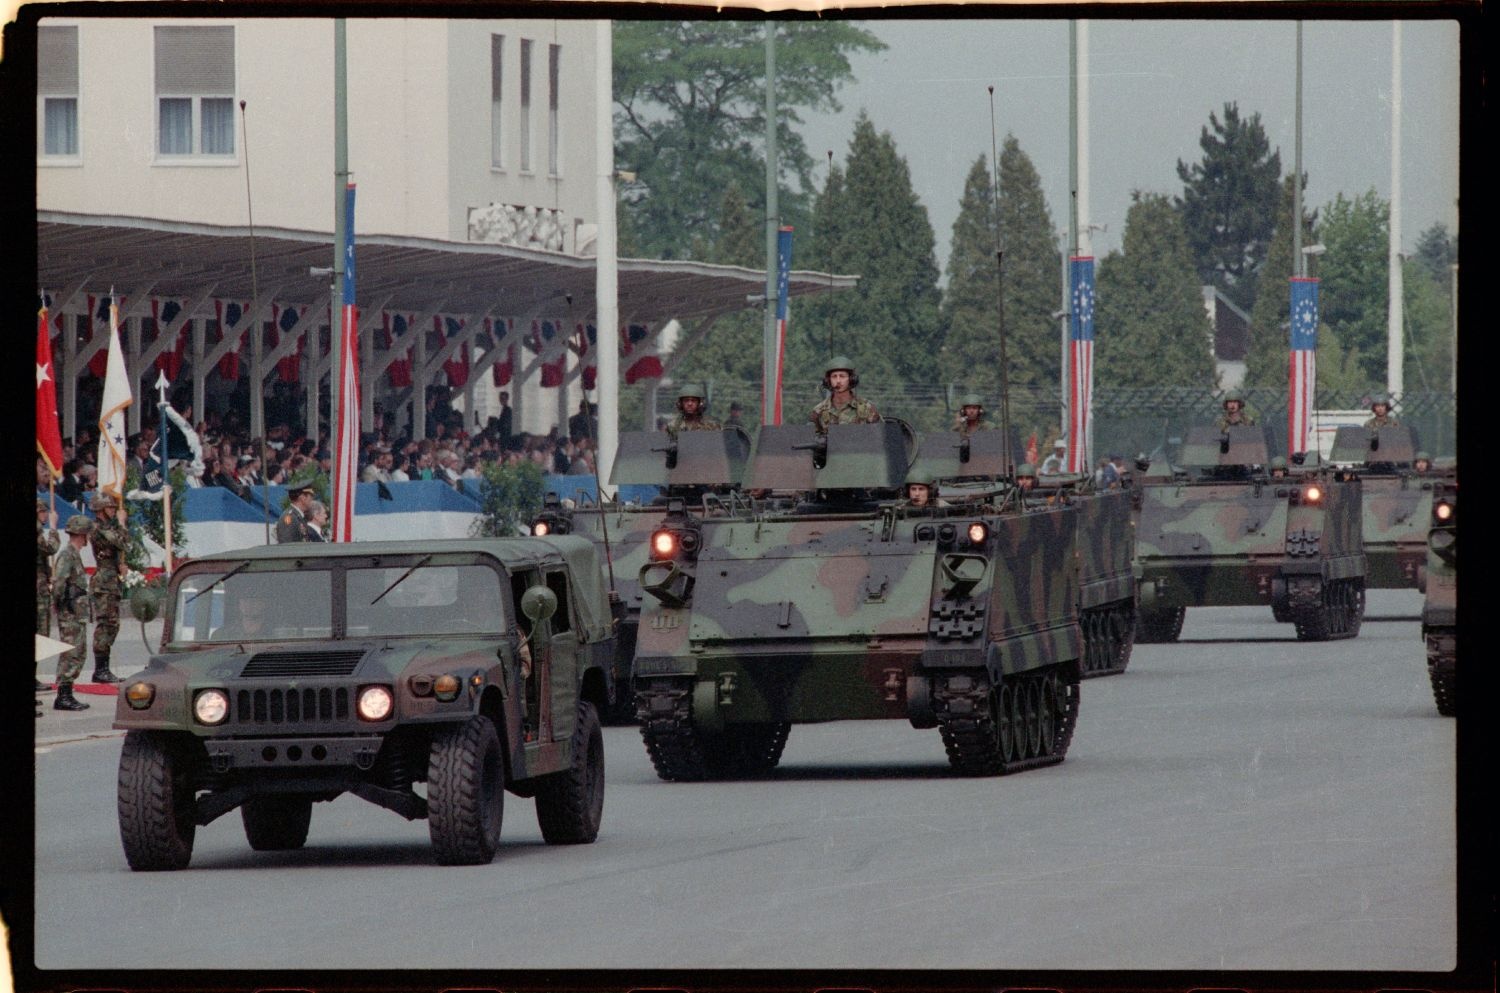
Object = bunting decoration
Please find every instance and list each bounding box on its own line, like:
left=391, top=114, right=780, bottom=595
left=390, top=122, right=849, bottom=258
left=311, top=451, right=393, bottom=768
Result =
left=1288, top=277, right=1319, bottom=458
left=1066, top=256, right=1096, bottom=474
left=622, top=323, right=661, bottom=385
left=539, top=319, right=565, bottom=387
left=36, top=306, right=65, bottom=478
left=489, top=319, right=515, bottom=387
left=766, top=225, right=793, bottom=425
left=331, top=182, right=360, bottom=542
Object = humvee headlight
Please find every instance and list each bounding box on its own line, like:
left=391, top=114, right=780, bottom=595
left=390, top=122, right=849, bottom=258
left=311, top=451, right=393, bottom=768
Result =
left=124, top=682, right=155, bottom=710
left=1303, top=485, right=1322, bottom=503
left=651, top=530, right=678, bottom=559
left=433, top=674, right=463, bottom=702
left=1434, top=500, right=1453, bottom=523
left=193, top=689, right=229, bottom=725
left=533, top=520, right=551, bottom=536
left=357, top=685, right=394, bottom=721
left=967, top=523, right=988, bottom=545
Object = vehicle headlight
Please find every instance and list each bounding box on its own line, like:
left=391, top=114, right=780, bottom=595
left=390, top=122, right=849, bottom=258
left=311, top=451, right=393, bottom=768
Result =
left=433, top=674, right=462, bottom=702
left=1434, top=500, right=1454, bottom=524
left=193, top=689, right=229, bottom=725
left=967, top=522, right=988, bottom=545
left=1303, top=485, right=1322, bottom=503
left=651, top=529, right=678, bottom=559
left=533, top=520, right=551, bottom=536
left=357, top=685, right=394, bottom=721
left=124, top=682, right=155, bottom=710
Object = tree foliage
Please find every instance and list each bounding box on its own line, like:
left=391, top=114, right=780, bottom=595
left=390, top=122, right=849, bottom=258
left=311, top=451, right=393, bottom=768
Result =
left=1317, top=189, right=1389, bottom=385
left=1401, top=257, right=1455, bottom=393
left=1244, top=174, right=1318, bottom=387
left=1095, top=192, right=1218, bottom=389
left=993, top=136, right=1064, bottom=389
left=471, top=460, right=545, bottom=537
left=1175, top=102, right=1282, bottom=311
left=613, top=20, right=885, bottom=261
left=937, top=155, right=1003, bottom=393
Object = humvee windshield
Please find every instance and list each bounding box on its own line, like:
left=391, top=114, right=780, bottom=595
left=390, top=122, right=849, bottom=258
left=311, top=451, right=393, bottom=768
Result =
left=172, top=562, right=505, bottom=642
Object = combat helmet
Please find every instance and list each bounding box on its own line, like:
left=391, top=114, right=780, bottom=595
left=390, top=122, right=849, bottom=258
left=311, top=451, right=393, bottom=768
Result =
left=1269, top=455, right=1287, bottom=469
left=65, top=515, right=94, bottom=535
left=1016, top=462, right=1037, bottom=477
left=675, top=382, right=708, bottom=412
left=90, top=492, right=118, bottom=511
left=905, top=466, right=935, bottom=487
left=1369, top=392, right=1390, bottom=409
left=959, top=393, right=985, bottom=410
left=1222, top=388, right=1246, bottom=408
left=823, top=354, right=859, bottom=390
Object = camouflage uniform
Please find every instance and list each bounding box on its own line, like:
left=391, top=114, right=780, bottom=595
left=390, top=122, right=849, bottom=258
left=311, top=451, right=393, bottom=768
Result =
left=90, top=510, right=129, bottom=668
left=38, top=512, right=59, bottom=636
left=810, top=394, right=880, bottom=433
left=1365, top=413, right=1399, bottom=428
left=954, top=417, right=991, bottom=437
left=667, top=413, right=723, bottom=434
left=53, top=535, right=91, bottom=686
left=276, top=502, right=312, bottom=543
left=1215, top=413, right=1256, bottom=431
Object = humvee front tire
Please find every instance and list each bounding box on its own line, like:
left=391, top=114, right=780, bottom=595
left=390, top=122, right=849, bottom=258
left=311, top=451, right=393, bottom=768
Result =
left=1135, top=606, right=1186, bottom=643
left=241, top=796, right=313, bottom=851
left=118, top=731, right=197, bottom=871
left=535, top=701, right=605, bottom=844
left=428, top=715, right=504, bottom=865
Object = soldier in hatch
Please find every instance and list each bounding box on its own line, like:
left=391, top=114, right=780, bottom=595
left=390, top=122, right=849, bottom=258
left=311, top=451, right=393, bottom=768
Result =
left=1216, top=389, right=1256, bottom=430
left=666, top=383, right=721, bottom=436
left=809, top=356, right=880, bottom=434
left=1365, top=394, right=1399, bottom=428
left=952, top=393, right=990, bottom=436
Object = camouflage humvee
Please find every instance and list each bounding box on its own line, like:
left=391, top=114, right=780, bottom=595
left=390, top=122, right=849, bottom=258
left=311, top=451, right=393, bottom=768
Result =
left=531, top=427, right=754, bottom=723
left=917, top=430, right=1137, bottom=677
left=632, top=421, right=1084, bottom=779
left=1133, top=425, right=1366, bottom=642
left=114, top=537, right=616, bottom=869
left=1328, top=425, right=1451, bottom=588
left=1421, top=479, right=1457, bottom=716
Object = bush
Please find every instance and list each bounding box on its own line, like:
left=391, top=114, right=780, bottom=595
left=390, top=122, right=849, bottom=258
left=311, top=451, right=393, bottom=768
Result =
left=125, top=465, right=188, bottom=571
left=471, top=461, right=546, bottom=537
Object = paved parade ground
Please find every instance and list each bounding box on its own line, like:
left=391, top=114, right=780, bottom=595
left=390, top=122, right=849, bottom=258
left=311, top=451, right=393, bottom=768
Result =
left=29, top=593, right=1456, bottom=976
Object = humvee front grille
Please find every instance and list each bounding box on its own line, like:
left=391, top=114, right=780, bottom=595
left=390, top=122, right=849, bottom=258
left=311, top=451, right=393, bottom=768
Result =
left=235, top=687, right=350, bottom=725
left=240, top=650, right=365, bottom=678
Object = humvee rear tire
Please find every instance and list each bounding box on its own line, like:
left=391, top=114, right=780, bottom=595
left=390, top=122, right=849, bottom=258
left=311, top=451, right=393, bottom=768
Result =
left=241, top=796, right=313, bottom=851
left=428, top=715, right=504, bottom=865
left=1135, top=606, right=1186, bottom=643
left=536, top=701, right=605, bottom=844
left=117, top=731, right=197, bottom=871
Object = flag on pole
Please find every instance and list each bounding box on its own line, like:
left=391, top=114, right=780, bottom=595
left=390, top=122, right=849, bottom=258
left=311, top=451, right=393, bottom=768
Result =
left=131, top=402, right=205, bottom=498
left=36, top=306, right=65, bottom=478
left=332, top=183, right=360, bottom=542
left=770, top=226, right=793, bottom=426
left=1066, top=256, right=1096, bottom=474
left=97, top=296, right=133, bottom=501
left=1288, top=277, right=1319, bottom=457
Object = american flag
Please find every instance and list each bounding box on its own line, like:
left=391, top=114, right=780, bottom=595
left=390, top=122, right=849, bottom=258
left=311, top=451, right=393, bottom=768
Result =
left=332, top=183, right=360, bottom=542
left=1287, top=277, right=1319, bottom=458
left=1067, top=256, right=1096, bottom=474
left=768, top=226, right=794, bottom=426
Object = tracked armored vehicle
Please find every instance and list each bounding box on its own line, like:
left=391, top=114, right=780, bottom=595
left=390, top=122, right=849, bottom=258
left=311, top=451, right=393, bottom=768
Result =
left=915, top=431, right=1137, bottom=677
left=1133, top=425, right=1365, bottom=642
left=113, top=537, right=615, bottom=869
left=1421, top=479, right=1457, bottom=716
left=1328, top=425, right=1449, bottom=589
left=531, top=428, right=752, bottom=722
left=631, top=420, right=1084, bottom=779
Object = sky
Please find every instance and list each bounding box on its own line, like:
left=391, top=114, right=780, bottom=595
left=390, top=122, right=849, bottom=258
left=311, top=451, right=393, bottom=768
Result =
left=795, top=17, right=1460, bottom=273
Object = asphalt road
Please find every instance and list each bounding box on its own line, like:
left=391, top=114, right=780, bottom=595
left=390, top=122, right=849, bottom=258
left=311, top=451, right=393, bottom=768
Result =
left=30, top=593, right=1453, bottom=974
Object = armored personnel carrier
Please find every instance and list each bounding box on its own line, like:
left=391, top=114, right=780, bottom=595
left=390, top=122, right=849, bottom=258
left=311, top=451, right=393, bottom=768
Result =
left=1421, top=479, right=1457, bottom=716
left=916, top=430, right=1137, bottom=677
left=1328, top=425, right=1449, bottom=588
left=631, top=420, right=1084, bottom=779
left=113, top=537, right=616, bottom=869
left=531, top=427, right=753, bottom=722
left=1133, top=425, right=1365, bottom=642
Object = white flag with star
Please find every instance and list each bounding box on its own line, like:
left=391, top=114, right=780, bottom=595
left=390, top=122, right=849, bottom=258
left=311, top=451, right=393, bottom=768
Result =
left=97, top=297, right=133, bottom=501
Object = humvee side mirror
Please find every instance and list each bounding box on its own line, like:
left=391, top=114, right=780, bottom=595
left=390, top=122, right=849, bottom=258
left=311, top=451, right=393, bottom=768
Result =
left=520, top=585, right=557, bottom=623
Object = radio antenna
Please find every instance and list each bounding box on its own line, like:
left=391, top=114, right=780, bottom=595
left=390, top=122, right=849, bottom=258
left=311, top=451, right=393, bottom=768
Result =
left=241, top=99, right=272, bottom=544
left=824, top=149, right=835, bottom=359
left=988, top=86, right=1014, bottom=478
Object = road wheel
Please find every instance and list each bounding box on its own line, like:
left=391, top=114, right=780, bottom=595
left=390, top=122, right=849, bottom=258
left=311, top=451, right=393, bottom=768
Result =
left=241, top=796, right=313, bottom=851
left=117, top=731, right=197, bottom=871
left=428, top=715, right=505, bottom=865
left=1009, top=682, right=1028, bottom=759
left=1038, top=674, right=1056, bottom=756
left=1136, top=606, right=1186, bottom=643
left=1023, top=679, right=1043, bottom=757
left=536, top=701, right=605, bottom=844
left=997, top=685, right=1016, bottom=763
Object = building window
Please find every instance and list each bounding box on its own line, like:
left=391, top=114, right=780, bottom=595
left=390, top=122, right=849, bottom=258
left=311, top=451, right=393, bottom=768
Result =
left=548, top=44, right=560, bottom=176
left=519, top=39, right=532, bottom=172
left=154, top=25, right=235, bottom=158
left=38, top=25, right=79, bottom=158
left=490, top=34, right=504, bottom=168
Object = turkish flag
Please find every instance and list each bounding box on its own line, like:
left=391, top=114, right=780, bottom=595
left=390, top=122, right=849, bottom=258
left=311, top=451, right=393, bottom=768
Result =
left=36, top=307, right=65, bottom=477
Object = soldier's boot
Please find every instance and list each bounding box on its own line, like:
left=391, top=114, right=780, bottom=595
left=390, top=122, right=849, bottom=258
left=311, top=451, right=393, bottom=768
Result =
left=53, top=684, right=90, bottom=711
left=91, top=655, right=122, bottom=685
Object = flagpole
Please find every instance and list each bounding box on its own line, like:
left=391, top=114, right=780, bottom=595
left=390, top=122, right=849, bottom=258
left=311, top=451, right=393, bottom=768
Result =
left=156, top=372, right=174, bottom=576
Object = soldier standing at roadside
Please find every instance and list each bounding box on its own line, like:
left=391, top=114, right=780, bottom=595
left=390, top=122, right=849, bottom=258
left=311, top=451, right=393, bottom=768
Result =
left=89, top=493, right=127, bottom=685
left=809, top=356, right=880, bottom=433
left=37, top=499, right=59, bottom=694
left=276, top=484, right=316, bottom=543
left=52, top=516, right=95, bottom=711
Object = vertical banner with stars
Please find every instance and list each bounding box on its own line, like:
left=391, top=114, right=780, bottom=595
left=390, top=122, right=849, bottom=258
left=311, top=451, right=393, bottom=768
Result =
left=1067, top=256, right=1096, bottom=474
left=769, top=225, right=794, bottom=426
left=332, top=183, right=361, bottom=542
left=97, top=296, right=134, bottom=502
left=1288, top=277, right=1319, bottom=458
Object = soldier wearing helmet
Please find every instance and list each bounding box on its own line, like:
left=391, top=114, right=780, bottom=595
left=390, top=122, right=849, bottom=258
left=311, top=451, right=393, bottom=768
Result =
left=1365, top=394, right=1399, bottom=428
left=903, top=467, right=944, bottom=509
left=50, top=516, right=97, bottom=710
left=1216, top=389, right=1256, bottom=430
left=1413, top=451, right=1432, bottom=474
left=1269, top=455, right=1289, bottom=479
left=666, top=382, right=721, bottom=436
left=1015, top=462, right=1039, bottom=492
left=87, top=491, right=128, bottom=684
left=952, top=393, right=990, bottom=436
left=810, top=355, right=880, bottom=434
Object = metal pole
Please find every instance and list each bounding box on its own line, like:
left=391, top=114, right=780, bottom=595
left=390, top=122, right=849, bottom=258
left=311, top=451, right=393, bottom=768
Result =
left=595, top=20, right=619, bottom=492
left=1064, top=21, right=1077, bottom=442
left=1387, top=20, right=1404, bottom=402
left=762, top=23, right=780, bottom=424
left=1294, top=22, right=1303, bottom=277
left=333, top=19, right=349, bottom=461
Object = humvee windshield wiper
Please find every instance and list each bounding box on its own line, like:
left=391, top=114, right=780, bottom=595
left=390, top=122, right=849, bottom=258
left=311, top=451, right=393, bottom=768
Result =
left=370, top=554, right=434, bottom=605
left=185, top=560, right=251, bottom=605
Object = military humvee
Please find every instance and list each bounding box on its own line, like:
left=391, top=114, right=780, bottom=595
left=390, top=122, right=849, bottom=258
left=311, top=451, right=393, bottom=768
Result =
left=114, top=537, right=616, bottom=870
left=1328, top=425, right=1448, bottom=588
left=1134, top=425, right=1365, bottom=642
left=531, top=427, right=753, bottom=723
left=1421, top=479, right=1457, bottom=716
left=631, top=421, right=1084, bottom=779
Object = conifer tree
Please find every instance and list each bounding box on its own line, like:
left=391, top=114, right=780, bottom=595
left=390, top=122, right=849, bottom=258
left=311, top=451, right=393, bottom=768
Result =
left=1094, top=192, right=1217, bottom=388
left=1244, top=174, right=1317, bottom=387
left=1317, top=189, right=1389, bottom=384
left=937, top=156, right=1003, bottom=393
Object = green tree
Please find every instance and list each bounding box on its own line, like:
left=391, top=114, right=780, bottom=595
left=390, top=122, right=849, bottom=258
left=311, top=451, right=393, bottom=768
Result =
left=1094, top=192, right=1218, bottom=389
left=937, top=156, right=1003, bottom=393
left=1402, top=257, right=1455, bottom=393
left=1175, top=102, right=1282, bottom=311
left=792, top=114, right=944, bottom=390
left=1244, top=174, right=1318, bottom=387
left=471, top=460, right=546, bottom=537
left=1317, top=189, right=1389, bottom=384
left=1315, top=324, right=1374, bottom=395
left=1412, top=222, right=1456, bottom=284
left=614, top=21, right=885, bottom=261
left=995, top=136, right=1064, bottom=389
